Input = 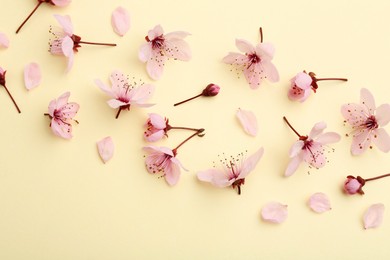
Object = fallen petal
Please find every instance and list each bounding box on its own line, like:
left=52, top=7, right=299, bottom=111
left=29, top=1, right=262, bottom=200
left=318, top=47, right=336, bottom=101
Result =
left=97, top=136, right=115, bottom=163
left=261, top=202, right=288, bottom=224
left=364, top=203, right=385, bottom=229
left=111, top=7, right=130, bottom=36
left=308, top=192, right=331, bottom=213
left=24, top=62, right=42, bottom=90
left=236, top=108, right=258, bottom=136
left=0, top=32, right=9, bottom=48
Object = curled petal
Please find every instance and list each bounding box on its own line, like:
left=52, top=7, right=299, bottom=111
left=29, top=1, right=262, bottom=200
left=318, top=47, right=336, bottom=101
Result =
left=261, top=202, right=288, bottom=224
left=148, top=25, right=164, bottom=41
left=197, top=169, right=231, bottom=188
left=111, top=7, right=130, bottom=36
left=236, top=108, right=258, bottom=136
left=308, top=193, right=331, bottom=213
left=97, top=137, right=115, bottom=163
left=364, top=203, right=385, bottom=229
left=0, top=32, right=9, bottom=48
left=61, top=36, right=74, bottom=72
left=24, top=62, right=41, bottom=90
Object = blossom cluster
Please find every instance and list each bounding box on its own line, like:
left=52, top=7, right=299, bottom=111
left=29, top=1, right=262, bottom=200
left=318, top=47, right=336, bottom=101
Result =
left=1, top=2, right=390, bottom=231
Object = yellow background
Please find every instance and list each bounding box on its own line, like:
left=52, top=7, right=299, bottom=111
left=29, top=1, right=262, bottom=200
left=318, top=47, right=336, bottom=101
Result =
left=1, top=0, right=390, bottom=259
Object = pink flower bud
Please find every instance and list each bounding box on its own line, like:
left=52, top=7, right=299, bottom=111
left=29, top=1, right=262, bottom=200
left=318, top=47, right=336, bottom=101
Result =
left=202, top=83, right=220, bottom=97
left=344, top=176, right=365, bottom=195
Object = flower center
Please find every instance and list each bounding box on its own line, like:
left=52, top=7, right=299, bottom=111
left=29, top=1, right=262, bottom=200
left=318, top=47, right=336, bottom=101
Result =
left=149, top=35, right=165, bottom=49
left=364, top=115, right=378, bottom=130
left=247, top=53, right=261, bottom=64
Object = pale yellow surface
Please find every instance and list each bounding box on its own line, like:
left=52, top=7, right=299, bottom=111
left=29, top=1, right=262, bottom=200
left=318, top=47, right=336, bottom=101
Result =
left=1, top=0, right=390, bottom=259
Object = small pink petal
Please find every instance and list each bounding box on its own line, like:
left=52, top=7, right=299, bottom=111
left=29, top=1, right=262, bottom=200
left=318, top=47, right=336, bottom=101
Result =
left=197, top=169, right=231, bottom=188
left=261, top=202, right=288, bottom=224
left=360, top=88, right=376, bottom=114
left=364, top=203, right=385, bottom=229
left=235, top=39, right=255, bottom=53
left=376, top=104, right=390, bottom=127
left=0, top=32, right=9, bottom=48
left=24, top=62, right=41, bottom=90
left=285, top=155, right=302, bottom=177
left=97, top=137, right=115, bottom=163
left=236, top=108, right=258, bottom=136
left=308, top=192, right=331, bottom=213
left=111, top=7, right=130, bottom=36
left=372, top=128, right=390, bottom=153
left=240, top=147, right=264, bottom=178
left=54, top=14, right=73, bottom=36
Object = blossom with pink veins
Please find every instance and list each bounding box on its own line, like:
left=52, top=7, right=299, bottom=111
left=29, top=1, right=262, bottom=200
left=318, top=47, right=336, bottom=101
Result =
left=139, top=24, right=191, bottom=80
left=222, top=28, right=279, bottom=89
left=341, top=88, right=390, bottom=155
left=44, top=91, right=79, bottom=139
left=16, top=0, right=71, bottom=34
left=197, top=147, right=264, bottom=194
left=95, top=70, right=155, bottom=119
left=49, top=14, right=116, bottom=72
left=283, top=117, right=340, bottom=177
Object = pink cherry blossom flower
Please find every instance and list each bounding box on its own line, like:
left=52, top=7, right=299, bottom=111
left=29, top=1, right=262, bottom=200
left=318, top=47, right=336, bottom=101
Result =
left=49, top=14, right=116, bottom=72
left=261, top=202, right=288, bottom=224
left=44, top=92, right=79, bottom=139
left=197, top=147, right=264, bottom=195
left=343, top=173, right=390, bottom=195
left=222, top=28, right=279, bottom=89
left=308, top=192, right=331, bottom=213
left=0, top=32, right=9, bottom=48
left=24, top=62, right=42, bottom=90
left=95, top=70, right=155, bottom=119
left=139, top=24, right=191, bottom=80
left=283, top=117, right=340, bottom=177
left=341, top=88, right=390, bottom=155
left=288, top=71, right=347, bottom=102
left=0, top=67, right=21, bottom=113
left=16, top=0, right=71, bottom=34
left=364, top=203, right=385, bottom=229
left=173, top=83, right=220, bottom=106
left=144, top=130, right=204, bottom=186
left=144, top=113, right=203, bottom=142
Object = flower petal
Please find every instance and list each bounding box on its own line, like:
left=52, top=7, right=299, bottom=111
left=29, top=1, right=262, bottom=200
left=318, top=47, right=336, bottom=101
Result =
left=285, top=154, right=302, bottom=177
left=129, top=84, right=155, bottom=106
left=95, top=79, right=115, bottom=98
left=376, top=104, right=390, bottom=127
left=240, top=147, right=264, bottom=179
left=164, top=38, right=191, bottom=61
left=24, top=62, right=41, bottom=90
left=262, top=61, right=279, bottom=82
left=308, top=192, right=331, bottom=213
left=364, top=203, right=385, bottom=229
left=372, top=128, right=390, bottom=153
left=289, top=140, right=304, bottom=158
left=97, top=136, right=115, bottom=163
left=148, top=25, right=164, bottom=40
left=139, top=43, right=152, bottom=63
left=294, top=72, right=312, bottom=90
left=111, top=7, right=130, bottom=36
left=146, top=50, right=167, bottom=80
left=51, top=118, right=72, bottom=139
left=0, top=32, right=9, bottom=48
left=61, top=36, right=74, bottom=72
left=236, top=108, right=258, bottom=136
left=222, top=52, right=247, bottom=65
left=360, top=88, right=376, bottom=114
left=315, top=132, right=341, bottom=144
left=54, top=14, right=73, bottom=35
left=149, top=113, right=166, bottom=129
left=164, top=159, right=181, bottom=186
left=351, top=129, right=371, bottom=155
left=341, top=103, right=367, bottom=127
left=261, top=202, right=288, bottom=224
left=197, top=169, right=231, bottom=188
left=309, top=121, right=327, bottom=139
left=235, top=39, right=255, bottom=53
left=107, top=99, right=127, bottom=109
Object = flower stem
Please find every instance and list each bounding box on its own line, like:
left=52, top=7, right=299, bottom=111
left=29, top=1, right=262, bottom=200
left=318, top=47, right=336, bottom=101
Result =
left=2, top=85, right=21, bottom=113
left=316, top=78, right=348, bottom=82
left=173, top=129, right=204, bottom=153
left=283, top=116, right=301, bottom=138
left=169, top=126, right=203, bottom=132
left=365, top=173, right=390, bottom=182
left=78, top=41, right=117, bottom=47
left=16, top=1, right=43, bottom=34
left=173, top=93, right=202, bottom=106
left=259, top=27, right=263, bottom=43
left=115, top=107, right=122, bottom=119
